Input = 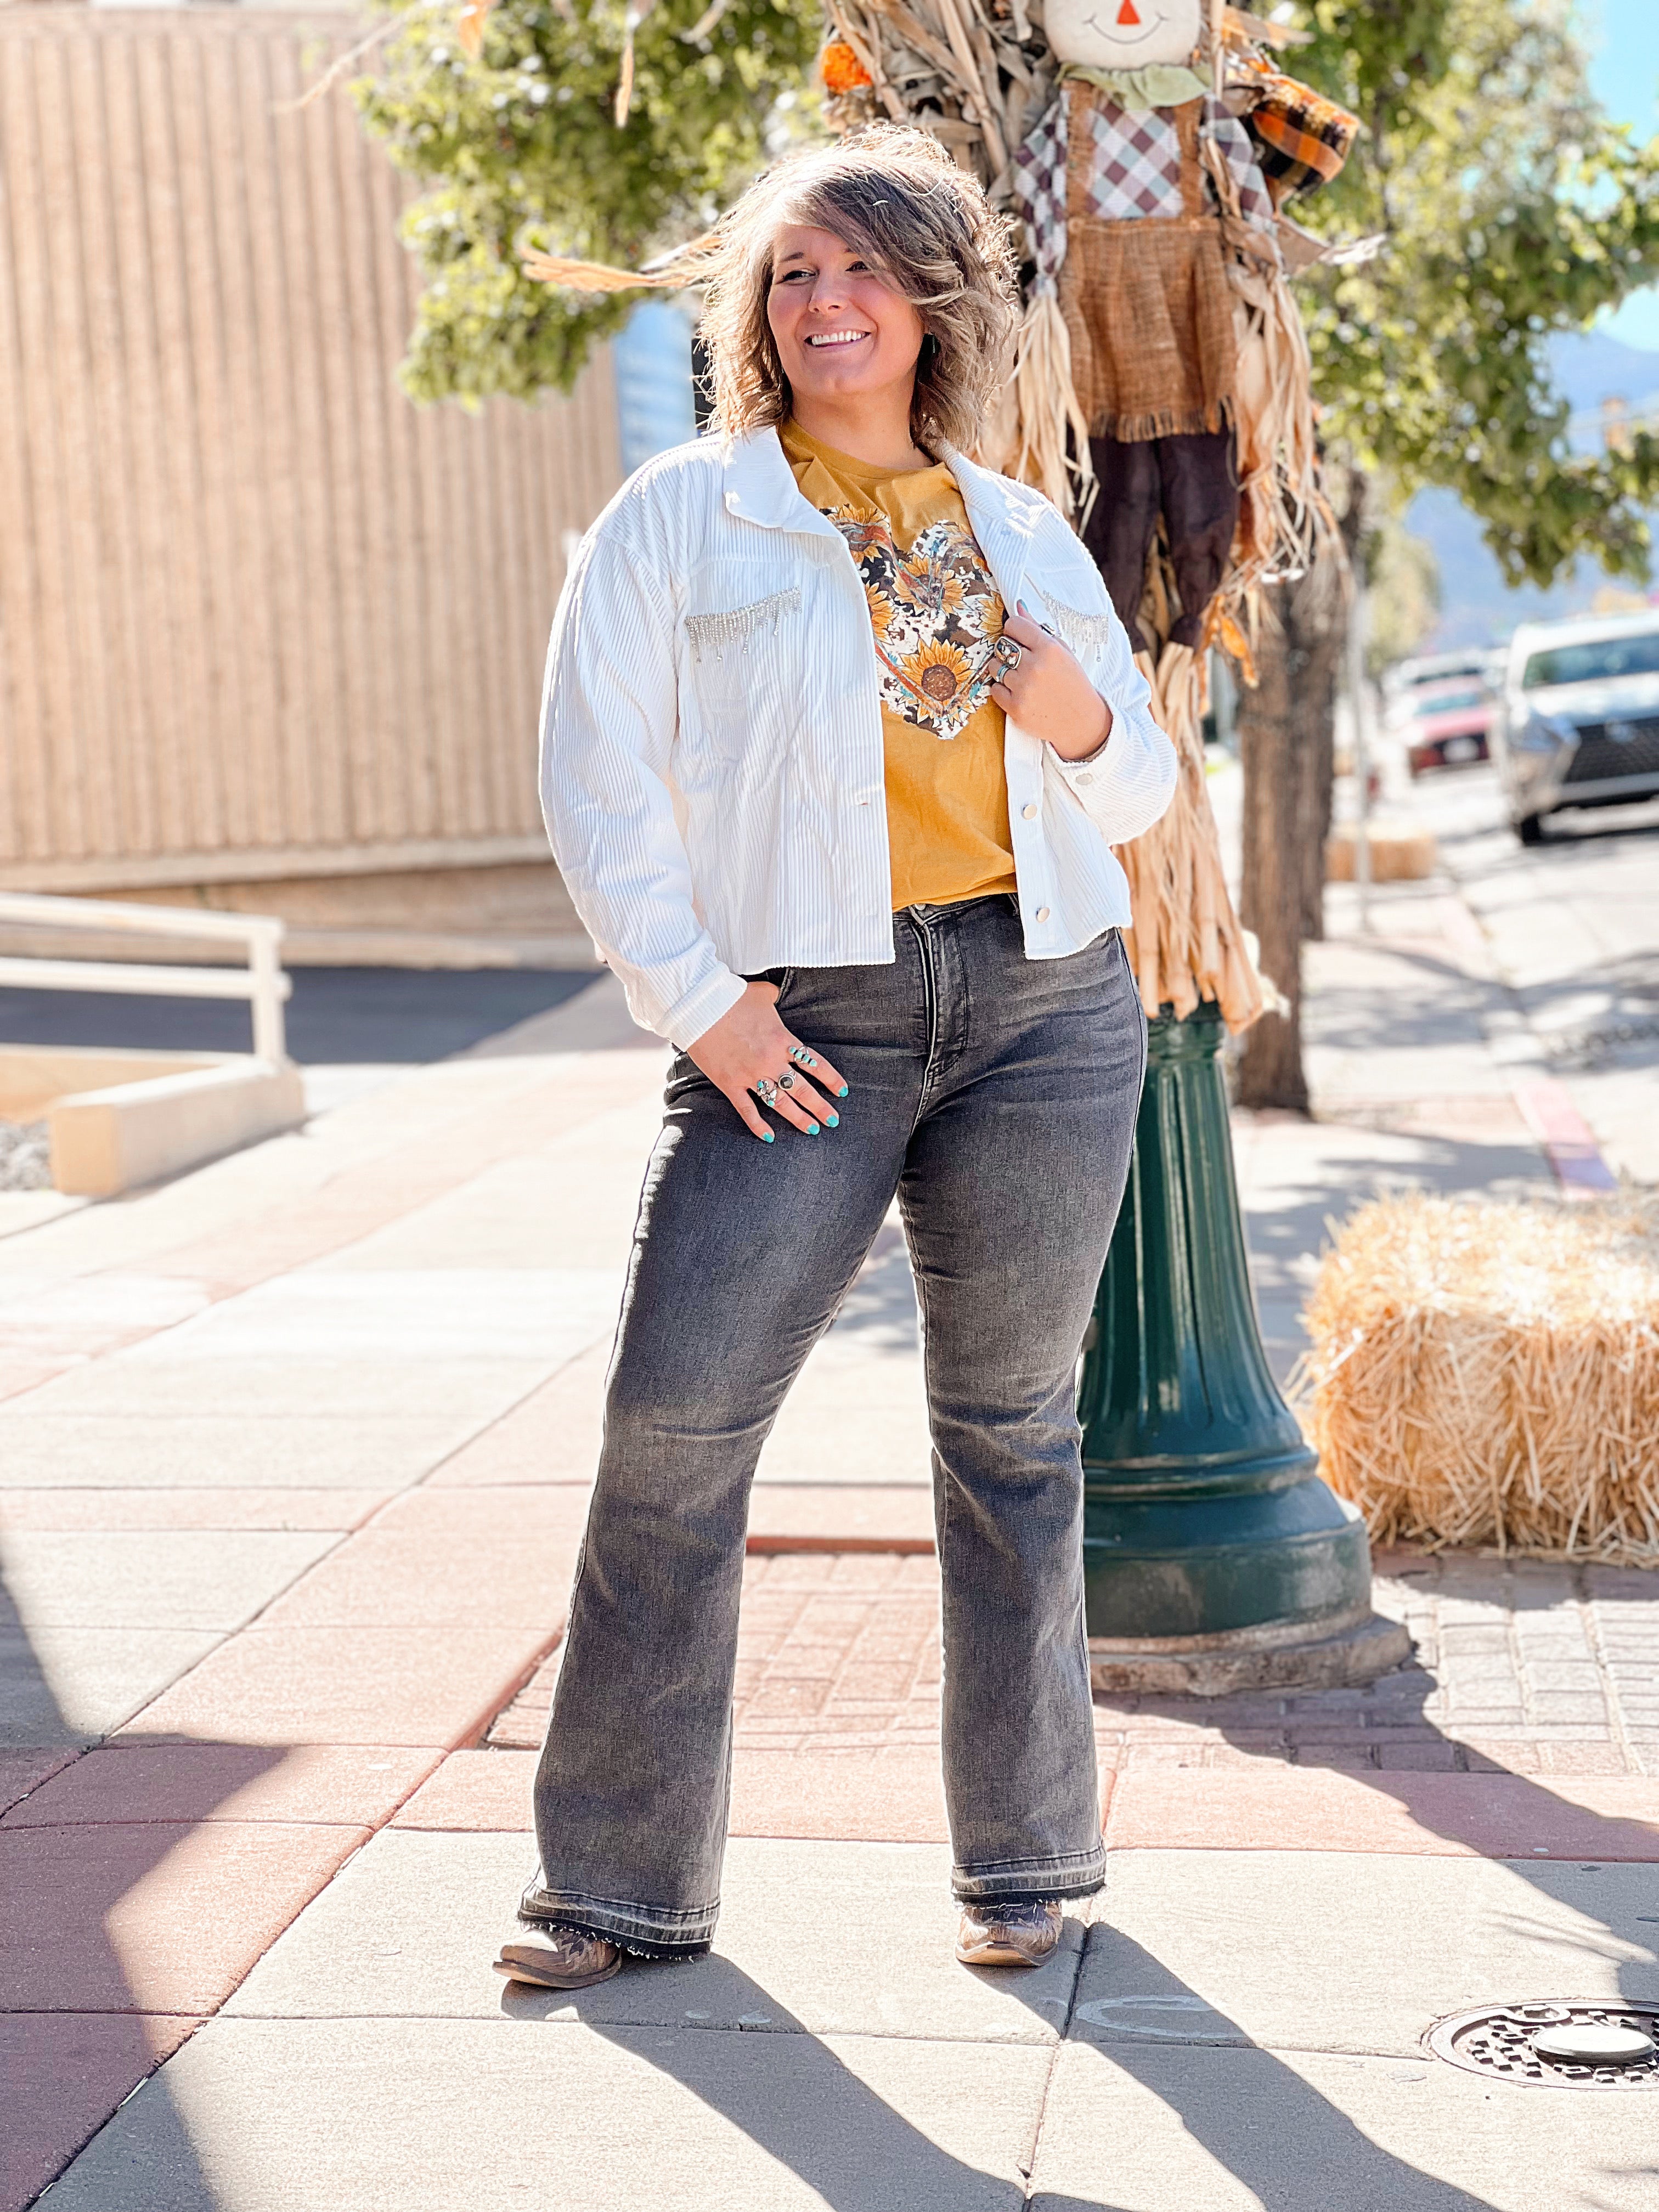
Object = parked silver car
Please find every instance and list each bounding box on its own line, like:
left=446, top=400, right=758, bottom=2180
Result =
left=1491, top=611, right=1659, bottom=844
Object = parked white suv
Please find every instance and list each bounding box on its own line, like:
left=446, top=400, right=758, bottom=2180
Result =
left=1492, top=611, right=1659, bottom=844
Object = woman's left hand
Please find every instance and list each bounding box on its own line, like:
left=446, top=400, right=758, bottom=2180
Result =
left=988, top=608, right=1112, bottom=763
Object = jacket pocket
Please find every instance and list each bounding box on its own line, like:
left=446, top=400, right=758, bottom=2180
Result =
left=1042, top=595, right=1117, bottom=668
left=683, top=586, right=804, bottom=744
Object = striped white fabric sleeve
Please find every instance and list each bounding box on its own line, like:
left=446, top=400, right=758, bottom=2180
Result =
left=539, top=528, right=747, bottom=1048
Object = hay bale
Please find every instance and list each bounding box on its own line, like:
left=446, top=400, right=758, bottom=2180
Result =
left=1324, top=824, right=1438, bottom=881
left=1294, top=1194, right=1659, bottom=1561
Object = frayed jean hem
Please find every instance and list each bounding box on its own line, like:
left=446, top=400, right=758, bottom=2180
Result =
left=951, top=1844, right=1106, bottom=1907
left=520, top=1885, right=717, bottom=1958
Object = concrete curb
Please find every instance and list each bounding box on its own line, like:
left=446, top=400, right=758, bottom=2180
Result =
left=49, top=1058, right=306, bottom=1197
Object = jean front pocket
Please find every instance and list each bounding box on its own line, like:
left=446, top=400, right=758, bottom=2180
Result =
left=742, top=966, right=794, bottom=1012
left=1044, top=928, right=1120, bottom=997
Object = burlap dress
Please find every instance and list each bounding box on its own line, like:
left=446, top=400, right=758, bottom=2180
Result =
left=1057, top=83, right=1238, bottom=444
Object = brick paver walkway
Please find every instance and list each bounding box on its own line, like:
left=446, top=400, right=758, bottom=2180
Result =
left=486, top=1547, right=1659, bottom=1775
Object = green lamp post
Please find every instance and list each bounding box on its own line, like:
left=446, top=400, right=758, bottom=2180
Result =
left=1078, top=1001, right=1409, bottom=1695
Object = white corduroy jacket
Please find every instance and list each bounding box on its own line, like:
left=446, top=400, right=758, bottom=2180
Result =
left=539, top=427, right=1177, bottom=1045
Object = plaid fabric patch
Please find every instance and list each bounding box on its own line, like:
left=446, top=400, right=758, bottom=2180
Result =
left=1204, top=106, right=1278, bottom=234
left=1082, top=99, right=1185, bottom=221
left=1014, top=91, right=1069, bottom=288
left=1234, top=63, right=1358, bottom=200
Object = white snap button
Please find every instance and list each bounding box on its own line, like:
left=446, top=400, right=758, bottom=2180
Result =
left=1036, top=905, right=1051, bottom=923
left=1022, top=803, right=1037, bottom=821
left=1076, top=771, right=1094, bottom=786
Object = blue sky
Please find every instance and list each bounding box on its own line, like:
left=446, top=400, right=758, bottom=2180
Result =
left=1584, top=0, right=1659, bottom=346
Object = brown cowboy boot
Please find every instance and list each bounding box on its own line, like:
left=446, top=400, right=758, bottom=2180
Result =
left=494, top=1919, right=622, bottom=1990
left=955, top=1899, right=1063, bottom=1968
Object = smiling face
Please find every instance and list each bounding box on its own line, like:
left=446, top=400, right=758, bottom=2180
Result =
left=765, top=223, right=927, bottom=421
left=1042, top=0, right=1204, bottom=70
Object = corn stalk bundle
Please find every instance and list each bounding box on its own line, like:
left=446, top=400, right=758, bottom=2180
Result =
left=1294, top=1194, right=1659, bottom=1564
left=820, top=0, right=1055, bottom=202
left=1115, top=642, right=1265, bottom=1029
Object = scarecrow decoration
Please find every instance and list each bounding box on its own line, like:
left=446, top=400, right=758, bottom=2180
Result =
left=818, top=0, right=1359, bottom=1027
left=516, top=0, right=1363, bottom=1030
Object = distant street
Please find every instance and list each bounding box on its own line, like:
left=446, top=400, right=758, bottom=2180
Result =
left=1426, top=767, right=1659, bottom=1186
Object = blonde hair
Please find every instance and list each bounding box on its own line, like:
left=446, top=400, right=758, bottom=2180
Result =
left=698, top=127, right=1019, bottom=455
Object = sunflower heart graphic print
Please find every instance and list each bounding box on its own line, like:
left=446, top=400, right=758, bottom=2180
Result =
left=830, top=507, right=1007, bottom=741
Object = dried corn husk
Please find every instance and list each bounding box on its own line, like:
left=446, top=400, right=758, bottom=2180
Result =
left=457, top=0, right=492, bottom=57
left=521, top=255, right=676, bottom=292
left=521, top=232, right=718, bottom=294
left=1295, top=1194, right=1659, bottom=1563
left=1008, top=288, right=1094, bottom=515
left=824, top=0, right=1056, bottom=203
left=1114, top=642, right=1265, bottom=1030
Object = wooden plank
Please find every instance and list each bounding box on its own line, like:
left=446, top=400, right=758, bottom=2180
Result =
left=0, top=22, right=50, bottom=861
left=269, top=24, right=349, bottom=845
left=52, top=27, right=121, bottom=859
left=7, top=26, right=83, bottom=857
left=201, top=18, right=275, bottom=849
left=326, top=63, right=402, bottom=846
left=77, top=27, right=158, bottom=862
left=306, top=49, right=376, bottom=848
left=100, top=18, right=177, bottom=862
left=364, top=107, right=439, bottom=839
left=170, top=22, right=242, bottom=852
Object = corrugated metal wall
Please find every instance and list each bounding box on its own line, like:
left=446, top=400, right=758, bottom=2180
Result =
left=0, top=7, right=620, bottom=892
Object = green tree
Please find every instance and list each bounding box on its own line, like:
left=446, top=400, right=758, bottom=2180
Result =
left=1235, top=0, right=1659, bottom=1111
left=353, top=0, right=820, bottom=405
left=1299, top=0, right=1659, bottom=585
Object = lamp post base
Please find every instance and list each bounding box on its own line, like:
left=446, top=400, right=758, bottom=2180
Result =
left=1079, top=1001, right=1407, bottom=1695
left=1089, top=1605, right=1410, bottom=1699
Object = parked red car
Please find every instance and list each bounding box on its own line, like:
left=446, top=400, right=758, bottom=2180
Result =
left=1401, top=680, right=1493, bottom=778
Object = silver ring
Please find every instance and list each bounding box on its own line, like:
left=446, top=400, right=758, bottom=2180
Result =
left=778, top=1071, right=796, bottom=1091
left=994, top=636, right=1023, bottom=675
left=754, top=1077, right=778, bottom=1107
left=788, top=1046, right=817, bottom=1069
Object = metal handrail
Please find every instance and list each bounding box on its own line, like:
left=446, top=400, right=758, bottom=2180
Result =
left=0, top=892, right=291, bottom=1061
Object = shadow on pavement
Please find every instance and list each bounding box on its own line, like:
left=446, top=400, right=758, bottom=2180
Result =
left=0, top=1577, right=266, bottom=2211
left=1099, top=1578, right=1659, bottom=1989
left=497, top=1914, right=1506, bottom=2209
left=0, top=968, right=598, bottom=1065
left=1060, top=1928, right=1504, bottom=2212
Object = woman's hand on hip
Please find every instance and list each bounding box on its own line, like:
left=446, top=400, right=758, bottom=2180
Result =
left=687, top=981, right=848, bottom=1143
left=989, top=608, right=1112, bottom=763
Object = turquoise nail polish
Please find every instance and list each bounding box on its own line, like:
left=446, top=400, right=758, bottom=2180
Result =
left=837, top=1084, right=849, bottom=1098
left=761, top=1130, right=774, bottom=1143
left=826, top=1110, right=839, bottom=1127
left=807, top=1121, right=821, bottom=1135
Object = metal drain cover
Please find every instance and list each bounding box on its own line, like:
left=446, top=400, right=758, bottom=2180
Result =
left=1429, top=2002, right=1659, bottom=2089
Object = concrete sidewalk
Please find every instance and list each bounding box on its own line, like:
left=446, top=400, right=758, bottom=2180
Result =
left=3, top=765, right=1657, bottom=2210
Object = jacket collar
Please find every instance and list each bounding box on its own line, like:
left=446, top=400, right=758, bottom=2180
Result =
left=719, top=427, right=843, bottom=542
left=718, top=425, right=1038, bottom=605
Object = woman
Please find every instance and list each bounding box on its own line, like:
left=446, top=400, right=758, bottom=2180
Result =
left=496, top=126, right=1176, bottom=1990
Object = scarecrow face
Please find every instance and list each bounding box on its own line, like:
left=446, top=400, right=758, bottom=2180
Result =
left=1042, top=0, right=1204, bottom=71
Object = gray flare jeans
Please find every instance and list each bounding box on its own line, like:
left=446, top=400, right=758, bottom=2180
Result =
left=523, top=894, right=1147, bottom=1954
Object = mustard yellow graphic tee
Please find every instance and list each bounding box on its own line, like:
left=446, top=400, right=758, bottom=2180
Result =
left=781, top=421, right=1018, bottom=913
